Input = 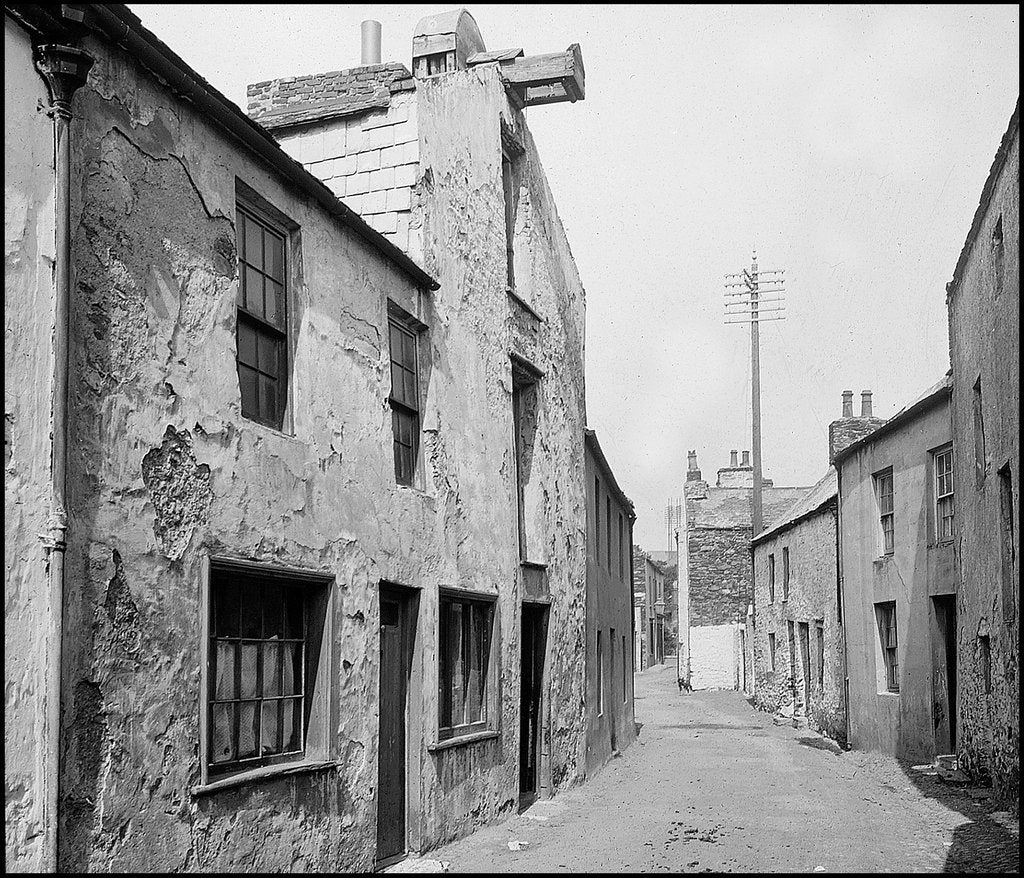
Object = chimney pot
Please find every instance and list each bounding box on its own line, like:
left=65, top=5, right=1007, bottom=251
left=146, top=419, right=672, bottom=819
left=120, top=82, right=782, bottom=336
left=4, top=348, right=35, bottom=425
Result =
left=842, top=390, right=854, bottom=418
left=687, top=450, right=698, bottom=472
left=730, top=450, right=738, bottom=467
left=741, top=451, right=750, bottom=466
left=361, top=20, right=382, bottom=65
left=861, top=390, right=873, bottom=418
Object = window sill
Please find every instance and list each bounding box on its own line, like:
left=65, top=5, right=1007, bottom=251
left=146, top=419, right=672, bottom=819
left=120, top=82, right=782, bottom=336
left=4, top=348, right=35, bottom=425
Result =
left=506, top=287, right=543, bottom=322
left=876, top=690, right=900, bottom=697
left=428, top=729, right=500, bottom=752
left=191, top=758, right=337, bottom=796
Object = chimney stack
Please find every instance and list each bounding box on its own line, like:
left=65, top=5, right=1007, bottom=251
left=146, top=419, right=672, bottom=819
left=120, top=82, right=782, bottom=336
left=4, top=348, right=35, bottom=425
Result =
left=730, top=450, right=738, bottom=467
left=741, top=450, right=750, bottom=467
left=861, top=390, right=873, bottom=418
left=686, top=450, right=702, bottom=482
left=842, top=390, right=854, bottom=418
left=829, top=388, right=886, bottom=463
left=361, top=20, right=382, bottom=65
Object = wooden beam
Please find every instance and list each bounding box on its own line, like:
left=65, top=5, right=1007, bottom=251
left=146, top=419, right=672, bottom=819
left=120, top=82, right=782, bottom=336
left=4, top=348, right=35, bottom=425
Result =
left=500, top=44, right=585, bottom=106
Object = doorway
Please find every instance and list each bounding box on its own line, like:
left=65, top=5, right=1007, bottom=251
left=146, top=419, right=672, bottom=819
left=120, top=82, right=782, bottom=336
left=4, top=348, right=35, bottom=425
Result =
left=377, top=585, right=417, bottom=868
left=798, top=621, right=811, bottom=716
left=519, top=603, right=548, bottom=810
left=932, top=595, right=957, bottom=754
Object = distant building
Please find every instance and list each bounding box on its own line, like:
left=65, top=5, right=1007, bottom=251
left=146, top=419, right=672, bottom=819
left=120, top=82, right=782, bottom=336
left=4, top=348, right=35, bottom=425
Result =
left=835, top=378, right=955, bottom=763
left=584, top=430, right=637, bottom=773
left=646, top=549, right=678, bottom=658
left=680, top=450, right=808, bottom=690
left=633, top=552, right=667, bottom=668
left=945, top=98, right=1019, bottom=808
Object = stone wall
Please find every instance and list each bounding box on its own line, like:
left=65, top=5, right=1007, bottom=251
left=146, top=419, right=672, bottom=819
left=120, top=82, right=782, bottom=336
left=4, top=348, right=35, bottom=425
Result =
left=947, top=102, right=1019, bottom=810
left=752, top=504, right=846, bottom=744
left=687, top=527, right=752, bottom=627
left=4, top=17, right=59, bottom=872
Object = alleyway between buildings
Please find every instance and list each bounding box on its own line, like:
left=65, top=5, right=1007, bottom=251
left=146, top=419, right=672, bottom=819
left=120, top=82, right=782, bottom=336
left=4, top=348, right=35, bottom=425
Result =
left=421, top=664, right=1019, bottom=873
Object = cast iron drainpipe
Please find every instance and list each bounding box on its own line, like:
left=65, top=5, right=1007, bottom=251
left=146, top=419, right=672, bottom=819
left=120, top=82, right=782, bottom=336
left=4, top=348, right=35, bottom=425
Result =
left=34, top=41, right=94, bottom=873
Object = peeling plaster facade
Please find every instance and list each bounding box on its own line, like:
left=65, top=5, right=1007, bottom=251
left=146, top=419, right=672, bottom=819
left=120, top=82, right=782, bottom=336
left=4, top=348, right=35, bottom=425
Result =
left=5, top=5, right=590, bottom=873
left=946, top=100, right=1019, bottom=809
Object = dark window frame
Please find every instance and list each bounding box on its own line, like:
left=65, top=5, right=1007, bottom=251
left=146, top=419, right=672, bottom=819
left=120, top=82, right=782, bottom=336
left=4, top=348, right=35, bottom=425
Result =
left=934, top=445, right=954, bottom=542
left=236, top=203, right=290, bottom=431
left=768, top=553, right=775, bottom=603
left=437, top=591, right=495, bottom=741
left=876, top=601, right=899, bottom=692
left=596, top=629, right=605, bottom=716
left=768, top=632, right=777, bottom=672
left=388, top=314, right=422, bottom=487
left=876, top=469, right=895, bottom=556
left=782, top=546, right=790, bottom=601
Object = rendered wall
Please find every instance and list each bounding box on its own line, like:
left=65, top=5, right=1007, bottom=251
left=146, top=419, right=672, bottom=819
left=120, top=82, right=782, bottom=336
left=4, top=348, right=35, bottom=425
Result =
left=838, top=397, right=954, bottom=763
left=947, top=109, right=1019, bottom=809
left=689, top=624, right=740, bottom=690
left=752, top=506, right=846, bottom=743
left=584, top=446, right=637, bottom=776
left=4, top=16, right=58, bottom=872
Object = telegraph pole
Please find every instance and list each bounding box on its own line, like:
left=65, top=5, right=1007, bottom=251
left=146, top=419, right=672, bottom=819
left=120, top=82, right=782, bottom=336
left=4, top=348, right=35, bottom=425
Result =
left=724, top=251, right=786, bottom=536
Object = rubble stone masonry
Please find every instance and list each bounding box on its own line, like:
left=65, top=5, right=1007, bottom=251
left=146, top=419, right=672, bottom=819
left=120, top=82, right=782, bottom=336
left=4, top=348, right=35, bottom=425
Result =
left=946, top=99, right=1019, bottom=810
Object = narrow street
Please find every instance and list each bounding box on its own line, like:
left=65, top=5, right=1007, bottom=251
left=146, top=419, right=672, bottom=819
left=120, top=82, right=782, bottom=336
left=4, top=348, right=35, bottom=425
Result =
left=427, top=664, right=1019, bottom=873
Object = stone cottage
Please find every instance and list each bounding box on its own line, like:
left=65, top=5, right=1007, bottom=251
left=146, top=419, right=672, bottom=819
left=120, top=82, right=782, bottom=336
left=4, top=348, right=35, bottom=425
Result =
left=679, top=450, right=808, bottom=690
left=945, top=97, right=1019, bottom=809
left=5, top=4, right=592, bottom=872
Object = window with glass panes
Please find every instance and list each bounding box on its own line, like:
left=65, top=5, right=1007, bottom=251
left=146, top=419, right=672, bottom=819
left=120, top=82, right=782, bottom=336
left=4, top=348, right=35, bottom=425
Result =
left=389, top=318, right=420, bottom=486
left=877, top=470, right=894, bottom=555
left=876, top=601, right=898, bottom=692
left=935, top=447, right=954, bottom=540
left=438, top=594, right=493, bottom=740
left=236, top=206, right=287, bottom=430
left=208, top=570, right=306, bottom=774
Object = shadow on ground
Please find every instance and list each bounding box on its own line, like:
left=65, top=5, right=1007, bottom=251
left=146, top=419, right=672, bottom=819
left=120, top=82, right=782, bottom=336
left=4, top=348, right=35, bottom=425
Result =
left=899, top=761, right=1019, bottom=873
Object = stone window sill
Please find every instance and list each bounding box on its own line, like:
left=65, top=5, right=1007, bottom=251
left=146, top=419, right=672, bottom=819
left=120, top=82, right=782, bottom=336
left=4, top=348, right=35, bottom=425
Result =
left=191, top=758, right=337, bottom=797
left=428, top=729, right=500, bottom=752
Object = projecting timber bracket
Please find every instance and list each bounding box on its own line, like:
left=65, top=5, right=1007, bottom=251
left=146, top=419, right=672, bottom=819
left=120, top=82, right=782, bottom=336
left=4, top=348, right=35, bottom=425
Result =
left=477, top=43, right=585, bottom=108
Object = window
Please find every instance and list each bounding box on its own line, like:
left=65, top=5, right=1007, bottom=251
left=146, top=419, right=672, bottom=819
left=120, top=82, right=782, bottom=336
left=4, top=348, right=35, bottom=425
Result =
left=594, top=476, right=601, bottom=561
left=815, top=621, right=825, bottom=688
left=782, top=547, right=790, bottom=600
left=610, top=627, right=616, bottom=705
left=876, top=470, right=895, bottom=555
left=438, top=593, right=494, bottom=740
left=618, top=513, right=624, bottom=580
left=768, top=553, right=775, bottom=603
left=768, top=632, right=776, bottom=672
left=512, top=361, right=539, bottom=560
left=876, top=602, right=899, bottom=692
left=389, top=316, right=421, bottom=486
left=606, top=496, right=612, bottom=570
left=207, top=565, right=325, bottom=777
left=596, top=630, right=604, bottom=716
left=973, top=377, right=987, bottom=487
left=236, top=204, right=288, bottom=430
left=999, top=463, right=1016, bottom=623
left=419, top=51, right=454, bottom=76
left=934, top=446, right=954, bottom=541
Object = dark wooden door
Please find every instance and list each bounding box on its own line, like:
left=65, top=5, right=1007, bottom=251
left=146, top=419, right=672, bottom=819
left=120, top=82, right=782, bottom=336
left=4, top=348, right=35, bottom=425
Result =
left=519, top=604, right=547, bottom=806
left=933, top=595, right=957, bottom=753
left=377, top=592, right=409, bottom=863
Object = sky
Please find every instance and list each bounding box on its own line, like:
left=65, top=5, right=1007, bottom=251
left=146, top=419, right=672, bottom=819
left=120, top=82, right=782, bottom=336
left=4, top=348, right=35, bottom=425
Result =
left=131, top=4, right=1019, bottom=551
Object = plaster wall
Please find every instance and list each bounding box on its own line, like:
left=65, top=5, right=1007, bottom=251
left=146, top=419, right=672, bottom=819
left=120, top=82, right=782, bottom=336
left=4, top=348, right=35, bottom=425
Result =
left=838, top=397, right=954, bottom=764
left=4, top=16, right=58, bottom=872
left=752, top=506, right=846, bottom=743
left=584, top=449, right=636, bottom=776
left=0, top=29, right=589, bottom=874
left=947, top=110, right=1019, bottom=808
left=689, top=624, right=740, bottom=690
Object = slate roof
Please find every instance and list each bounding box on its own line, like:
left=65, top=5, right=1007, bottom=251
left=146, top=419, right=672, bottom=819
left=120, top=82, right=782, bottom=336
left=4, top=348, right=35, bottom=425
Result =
left=752, top=468, right=838, bottom=545
left=247, top=63, right=415, bottom=131
left=689, top=486, right=811, bottom=531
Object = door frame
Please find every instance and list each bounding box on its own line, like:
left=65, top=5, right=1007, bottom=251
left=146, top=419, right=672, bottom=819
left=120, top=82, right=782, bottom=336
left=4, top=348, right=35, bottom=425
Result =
left=376, top=582, right=420, bottom=870
left=519, top=599, right=550, bottom=810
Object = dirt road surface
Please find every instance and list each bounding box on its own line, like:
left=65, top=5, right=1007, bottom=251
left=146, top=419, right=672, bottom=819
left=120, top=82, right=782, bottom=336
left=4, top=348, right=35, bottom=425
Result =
left=427, top=663, right=1019, bottom=873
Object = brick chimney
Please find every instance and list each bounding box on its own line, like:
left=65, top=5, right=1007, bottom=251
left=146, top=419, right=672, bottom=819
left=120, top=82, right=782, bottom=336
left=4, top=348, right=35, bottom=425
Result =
left=686, top=450, right=702, bottom=482
left=829, top=389, right=886, bottom=463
